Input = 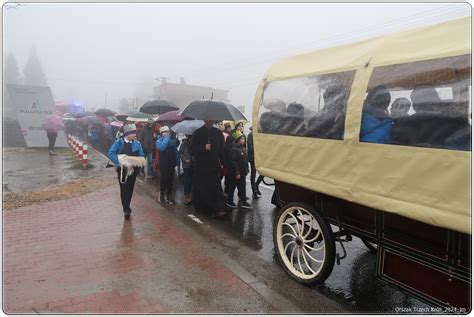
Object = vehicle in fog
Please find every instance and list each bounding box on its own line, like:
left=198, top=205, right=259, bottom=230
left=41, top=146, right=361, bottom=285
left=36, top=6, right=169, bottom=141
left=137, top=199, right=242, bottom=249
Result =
left=253, top=17, right=471, bottom=310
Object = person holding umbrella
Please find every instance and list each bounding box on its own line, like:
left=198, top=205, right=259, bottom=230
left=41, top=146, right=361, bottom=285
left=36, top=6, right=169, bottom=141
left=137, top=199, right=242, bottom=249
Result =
left=180, top=99, right=247, bottom=218
left=191, top=120, right=226, bottom=218
left=42, top=114, right=64, bottom=155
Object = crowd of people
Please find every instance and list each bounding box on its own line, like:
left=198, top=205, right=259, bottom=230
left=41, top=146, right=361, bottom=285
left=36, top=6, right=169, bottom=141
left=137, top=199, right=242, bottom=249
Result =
left=106, top=118, right=265, bottom=220
left=359, top=85, right=471, bottom=151
left=259, top=83, right=470, bottom=152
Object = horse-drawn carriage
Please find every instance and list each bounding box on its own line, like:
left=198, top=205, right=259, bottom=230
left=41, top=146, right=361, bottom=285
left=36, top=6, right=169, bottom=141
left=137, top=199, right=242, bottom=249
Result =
left=253, top=17, right=471, bottom=309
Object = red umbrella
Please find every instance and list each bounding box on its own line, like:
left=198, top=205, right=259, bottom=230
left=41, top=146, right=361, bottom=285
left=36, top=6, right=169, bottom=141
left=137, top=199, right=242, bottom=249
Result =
left=156, top=110, right=183, bottom=123
left=42, top=114, right=65, bottom=133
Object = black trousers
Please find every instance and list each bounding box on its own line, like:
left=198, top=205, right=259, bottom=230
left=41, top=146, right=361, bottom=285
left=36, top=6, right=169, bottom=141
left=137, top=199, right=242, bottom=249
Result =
left=227, top=175, right=247, bottom=203
left=47, top=132, right=57, bottom=151
left=249, top=159, right=257, bottom=193
left=117, top=167, right=138, bottom=213
left=160, top=166, right=174, bottom=194
left=224, top=174, right=231, bottom=195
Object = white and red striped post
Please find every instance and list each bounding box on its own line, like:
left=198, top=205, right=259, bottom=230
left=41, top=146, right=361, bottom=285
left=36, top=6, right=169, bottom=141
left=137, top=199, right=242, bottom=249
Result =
left=67, top=135, right=89, bottom=168
left=82, top=144, right=88, bottom=168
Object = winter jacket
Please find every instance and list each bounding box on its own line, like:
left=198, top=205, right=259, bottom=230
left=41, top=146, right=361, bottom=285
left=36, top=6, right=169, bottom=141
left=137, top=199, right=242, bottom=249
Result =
left=223, top=133, right=236, bottom=168
left=107, top=137, right=145, bottom=166
left=230, top=143, right=249, bottom=178
left=260, top=111, right=285, bottom=134
left=179, top=139, right=193, bottom=169
left=139, top=125, right=156, bottom=152
left=360, top=113, right=393, bottom=144
left=156, top=135, right=178, bottom=169
left=392, top=112, right=469, bottom=149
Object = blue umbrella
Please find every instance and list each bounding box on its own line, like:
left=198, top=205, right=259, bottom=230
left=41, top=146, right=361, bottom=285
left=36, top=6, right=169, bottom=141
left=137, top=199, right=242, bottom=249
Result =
left=171, top=120, right=205, bottom=135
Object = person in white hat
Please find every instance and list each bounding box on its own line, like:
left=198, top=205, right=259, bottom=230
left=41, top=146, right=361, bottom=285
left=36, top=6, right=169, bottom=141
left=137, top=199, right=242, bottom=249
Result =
left=156, top=125, right=178, bottom=204
left=107, top=123, right=145, bottom=219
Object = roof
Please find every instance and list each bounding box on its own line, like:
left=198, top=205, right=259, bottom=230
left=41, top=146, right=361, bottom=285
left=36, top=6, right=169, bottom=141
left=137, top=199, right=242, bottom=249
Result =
left=154, top=82, right=229, bottom=93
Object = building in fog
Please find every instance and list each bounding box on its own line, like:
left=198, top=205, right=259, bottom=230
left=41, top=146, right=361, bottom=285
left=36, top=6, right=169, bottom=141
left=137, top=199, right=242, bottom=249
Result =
left=153, top=78, right=229, bottom=109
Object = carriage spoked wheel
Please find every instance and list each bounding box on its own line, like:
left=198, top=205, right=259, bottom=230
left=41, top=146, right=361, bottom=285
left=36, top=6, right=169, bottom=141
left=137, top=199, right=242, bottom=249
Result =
left=274, top=202, right=336, bottom=285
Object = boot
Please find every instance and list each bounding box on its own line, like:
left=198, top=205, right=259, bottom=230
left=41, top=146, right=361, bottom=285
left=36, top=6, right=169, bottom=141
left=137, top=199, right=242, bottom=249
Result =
left=165, top=193, right=175, bottom=205
left=184, top=194, right=192, bottom=205
left=158, top=191, right=165, bottom=203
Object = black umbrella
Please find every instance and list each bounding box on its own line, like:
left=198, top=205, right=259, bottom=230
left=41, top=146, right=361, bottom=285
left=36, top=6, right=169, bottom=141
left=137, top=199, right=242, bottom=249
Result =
left=94, top=108, right=116, bottom=117
left=115, top=114, right=129, bottom=122
left=73, top=111, right=95, bottom=118
left=139, top=100, right=179, bottom=115
left=179, top=100, right=247, bottom=121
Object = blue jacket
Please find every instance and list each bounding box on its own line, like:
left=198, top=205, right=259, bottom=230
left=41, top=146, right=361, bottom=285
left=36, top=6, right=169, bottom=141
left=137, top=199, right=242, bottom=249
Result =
left=107, top=137, right=145, bottom=166
left=156, top=136, right=180, bottom=167
left=360, top=113, right=393, bottom=144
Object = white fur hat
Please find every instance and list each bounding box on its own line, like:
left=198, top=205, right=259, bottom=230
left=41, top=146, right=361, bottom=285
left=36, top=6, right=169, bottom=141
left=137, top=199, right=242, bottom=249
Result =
left=159, top=125, right=170, bottom=134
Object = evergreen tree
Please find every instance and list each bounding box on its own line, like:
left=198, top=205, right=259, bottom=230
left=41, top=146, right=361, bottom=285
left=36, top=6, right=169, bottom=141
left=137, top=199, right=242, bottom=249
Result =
left=4, top=53, right=22, bottom=84
left=23, top=46, right=48, bottom=86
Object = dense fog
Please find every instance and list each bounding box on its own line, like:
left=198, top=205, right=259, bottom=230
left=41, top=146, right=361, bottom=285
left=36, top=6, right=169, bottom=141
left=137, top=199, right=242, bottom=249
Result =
left=4, top=3, right=469, bottom=118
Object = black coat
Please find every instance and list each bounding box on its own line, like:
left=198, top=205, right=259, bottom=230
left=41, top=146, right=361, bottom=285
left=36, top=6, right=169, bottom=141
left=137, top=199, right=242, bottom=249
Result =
left=260, top=111, right=285, bottom=134
left=392, top=112, right=468, bottom=149
left=247, top=132, right=254, bottom=163
left=191, top=126, right=225, bottom=214
left=230, top=143, right=249, bottom=177
left=192, top=126, right=224, bottom=173
left=139, top=125, right=155, bottom=152
left=158, top=144, right=177, bottom=170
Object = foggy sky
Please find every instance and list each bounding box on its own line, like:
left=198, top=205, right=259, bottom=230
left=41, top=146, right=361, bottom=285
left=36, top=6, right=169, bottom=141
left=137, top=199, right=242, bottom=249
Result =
left=3, top=2, right=470, bottom=118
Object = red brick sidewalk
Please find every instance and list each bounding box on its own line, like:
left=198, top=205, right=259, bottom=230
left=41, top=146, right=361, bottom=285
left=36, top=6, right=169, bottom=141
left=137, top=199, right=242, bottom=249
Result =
left=4, top=184, right=273, bottom=313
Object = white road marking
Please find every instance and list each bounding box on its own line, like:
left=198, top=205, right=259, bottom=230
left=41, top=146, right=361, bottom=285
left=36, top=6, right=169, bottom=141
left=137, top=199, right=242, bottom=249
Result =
left=187, top=214, right=203, bottom=224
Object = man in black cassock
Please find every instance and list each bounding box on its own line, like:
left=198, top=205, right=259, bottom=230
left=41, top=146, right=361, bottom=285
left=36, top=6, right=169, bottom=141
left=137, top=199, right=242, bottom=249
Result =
left=191, top=120, right=226, bottom=218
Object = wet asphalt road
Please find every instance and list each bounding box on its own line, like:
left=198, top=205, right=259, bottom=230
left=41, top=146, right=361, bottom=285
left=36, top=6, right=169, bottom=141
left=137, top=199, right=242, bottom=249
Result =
left=3, top=147, right=110, bottom=193
left=135, top=169, right=432, bottom=313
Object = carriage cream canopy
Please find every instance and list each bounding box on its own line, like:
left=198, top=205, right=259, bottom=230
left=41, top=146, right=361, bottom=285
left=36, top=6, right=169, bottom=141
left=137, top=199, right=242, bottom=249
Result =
left=253, top=17, right=471, bottom=234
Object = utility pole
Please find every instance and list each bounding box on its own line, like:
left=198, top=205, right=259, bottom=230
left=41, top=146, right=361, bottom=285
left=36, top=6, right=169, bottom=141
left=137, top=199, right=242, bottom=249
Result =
left=154, top=76, right=169, bottom=99
left=105, top=92, right=107, bottom=107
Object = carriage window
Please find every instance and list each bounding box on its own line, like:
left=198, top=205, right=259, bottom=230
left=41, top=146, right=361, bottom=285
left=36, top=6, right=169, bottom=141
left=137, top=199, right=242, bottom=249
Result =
left=258, top=70, right=355, bottom=140
left=360, top=54, right=471, bottom=151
